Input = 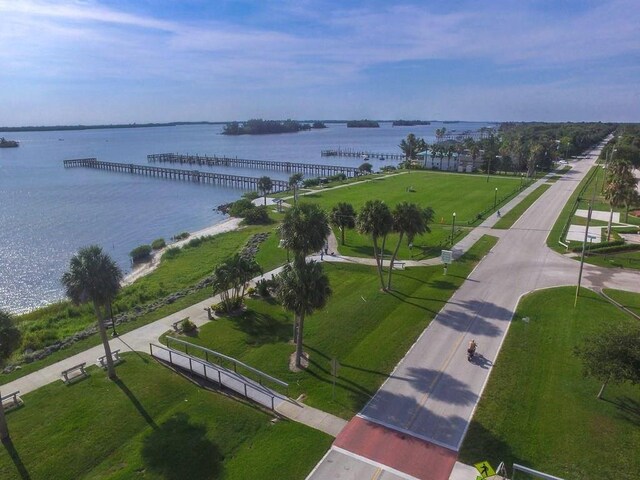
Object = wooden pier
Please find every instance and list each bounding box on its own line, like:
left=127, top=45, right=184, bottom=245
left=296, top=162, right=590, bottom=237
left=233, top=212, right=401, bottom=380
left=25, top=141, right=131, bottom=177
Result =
left=320, top=148, right=404, bottom=160
left=147, top=153, right=360, bottom=177
left=63, top=158, right=289, bottom=191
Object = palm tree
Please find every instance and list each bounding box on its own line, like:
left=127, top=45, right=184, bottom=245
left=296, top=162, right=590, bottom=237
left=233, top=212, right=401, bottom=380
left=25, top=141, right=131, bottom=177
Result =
left=527, top=144, right=544, bottom=177
left=61, top=245, right=122, bottom=380
left=275, top=261, right=331, bottom=369
left=399, top=133, right=426, bottom=161
left=604, top=160, right=637, bottom=241
left=288, top=173, right=304, bottom=206
left=357, top=200, right=393, bottom=290
left=446, top=146, right=454, bottom=171
left=279, top=204, right=331, bottom=266
left=212, top=254, right=262, bottom=312
left=257, top=176, right=273, bottom=205
left=330, top=202, right=356, bottom=246
left=387, top=203, right=434, bottom=290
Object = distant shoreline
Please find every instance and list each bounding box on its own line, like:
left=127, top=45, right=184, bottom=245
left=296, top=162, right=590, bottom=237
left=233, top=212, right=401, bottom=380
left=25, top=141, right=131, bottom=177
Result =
left=0, top=121, right=224, bottom=133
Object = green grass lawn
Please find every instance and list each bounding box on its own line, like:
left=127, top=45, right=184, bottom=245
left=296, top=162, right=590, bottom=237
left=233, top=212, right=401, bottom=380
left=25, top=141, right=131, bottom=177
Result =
left=493, top=184, right=551, bottom=230
left=0, top=354, right=332, bottom=480
left=164, top=235, right=498, bottom=418
left=298, top=171, right=519, bottom=259
left=603, top=289, right=640, bottom=317
left=583, top=248, right=640, bottom=270
left=459, top=287, right=640, bottom=479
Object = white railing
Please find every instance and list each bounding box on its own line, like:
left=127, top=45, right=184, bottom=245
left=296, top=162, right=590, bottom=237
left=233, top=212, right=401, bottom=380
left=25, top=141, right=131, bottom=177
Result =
left=149, top=343, right=283, bottom=410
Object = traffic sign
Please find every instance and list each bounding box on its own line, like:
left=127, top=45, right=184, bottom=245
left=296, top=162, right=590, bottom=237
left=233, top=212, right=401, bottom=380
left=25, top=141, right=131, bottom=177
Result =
left=474, top=460, right=495, bottom=478
left=441, top=249, right=453, bottom=264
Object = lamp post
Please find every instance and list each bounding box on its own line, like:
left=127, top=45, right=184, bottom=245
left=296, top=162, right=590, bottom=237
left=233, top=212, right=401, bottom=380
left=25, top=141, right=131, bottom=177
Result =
left=494, top=187, right=498, bottom=209
left=108, top=299, right=118, bottom=337
left=451, top=212, right=456, bottom=245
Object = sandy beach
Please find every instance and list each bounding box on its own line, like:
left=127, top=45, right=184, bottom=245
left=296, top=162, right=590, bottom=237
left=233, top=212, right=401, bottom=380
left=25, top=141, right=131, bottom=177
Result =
left=122, top=216, right=243, bottom=286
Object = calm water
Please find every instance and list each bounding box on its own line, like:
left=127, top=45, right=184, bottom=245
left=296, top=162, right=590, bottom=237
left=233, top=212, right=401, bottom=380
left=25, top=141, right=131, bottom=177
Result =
left=0, top=121, right=492, bottom=313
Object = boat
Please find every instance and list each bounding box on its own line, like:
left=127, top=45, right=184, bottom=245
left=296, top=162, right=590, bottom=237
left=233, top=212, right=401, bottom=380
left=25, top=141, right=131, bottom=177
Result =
left=0, top=137, right=19, bottom=148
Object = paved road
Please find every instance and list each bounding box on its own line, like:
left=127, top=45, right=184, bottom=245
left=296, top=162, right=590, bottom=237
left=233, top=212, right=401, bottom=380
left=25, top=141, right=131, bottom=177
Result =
left=308, top=137, right=640, bottom=480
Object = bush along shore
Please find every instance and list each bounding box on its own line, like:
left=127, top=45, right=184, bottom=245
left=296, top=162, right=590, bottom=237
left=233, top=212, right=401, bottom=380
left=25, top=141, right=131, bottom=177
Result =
left=1, top=232, right=270, bottom=374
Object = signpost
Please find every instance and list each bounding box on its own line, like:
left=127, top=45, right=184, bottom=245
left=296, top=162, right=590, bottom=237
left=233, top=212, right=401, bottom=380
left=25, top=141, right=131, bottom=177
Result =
left=441, top=249, right=453, bottom=274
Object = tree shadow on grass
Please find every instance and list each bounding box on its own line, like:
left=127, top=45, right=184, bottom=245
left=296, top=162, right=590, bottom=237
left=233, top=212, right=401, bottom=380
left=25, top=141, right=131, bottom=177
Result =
left=604, top=395, right=640, bottom=426
left=141, top=412, right=223, bottom=480
left=459, top=419, right=528, bottom=470
left=114, top=378, right=158, bottom=430
left=1, top=438, right=31, bottom=480
left=233, top=310, right=291, bottom=345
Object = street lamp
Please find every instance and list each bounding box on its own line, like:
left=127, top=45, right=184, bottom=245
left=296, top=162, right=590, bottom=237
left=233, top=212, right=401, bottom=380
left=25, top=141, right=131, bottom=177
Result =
left=108, top=300, right=118, bottom=337
left=451, top=212, right=456, bottom=245
left=494, top=187, right=498, bottom=209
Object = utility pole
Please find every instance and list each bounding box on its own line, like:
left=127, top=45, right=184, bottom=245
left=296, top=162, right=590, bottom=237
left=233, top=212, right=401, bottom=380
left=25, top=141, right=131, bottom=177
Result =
left=575, top=204, right=593, bottom=307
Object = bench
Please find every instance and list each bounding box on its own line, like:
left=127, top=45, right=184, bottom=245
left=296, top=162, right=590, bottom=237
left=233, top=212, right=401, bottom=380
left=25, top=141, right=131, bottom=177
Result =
left=392, top=261, right=406, bottom=270
left=97, top=349, right=122, bottom=368
left=1, top=391, right=23, bottom=411
left=61, top=362, right=88, bottom=384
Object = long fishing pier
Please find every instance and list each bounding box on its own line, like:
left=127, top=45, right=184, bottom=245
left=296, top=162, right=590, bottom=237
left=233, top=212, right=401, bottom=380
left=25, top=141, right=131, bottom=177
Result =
left=320, top=148, right=404, bottom=160
left=63, top=158, right=289, bottom=191
left=147, top=153, right=360, bottom=177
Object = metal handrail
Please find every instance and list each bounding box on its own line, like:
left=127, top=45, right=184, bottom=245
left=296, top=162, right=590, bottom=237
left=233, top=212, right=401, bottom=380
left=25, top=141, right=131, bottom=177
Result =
left=165, top=337, right=288, bottom=390
left=149, top=343, right=278, bottom=410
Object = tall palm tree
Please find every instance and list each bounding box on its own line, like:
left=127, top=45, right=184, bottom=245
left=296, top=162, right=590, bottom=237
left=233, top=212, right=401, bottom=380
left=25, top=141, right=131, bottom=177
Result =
left=399, top=133, right=426, bottom=161
left=387, top=203, right=434, bottom=290
left=357, top=200, right=393, bottom=290
left=446, top=146, right=454, bottom=171
left=61, top=245, right=122, bottom=380
left=330, top=202, right=356, bottom=246
left=604, top=160, right=637, bottom=241
left=257, top=176, right=273, bottom=205
left=279, top=203, right=330, bottom=266
left=275, top=261, right=331, bottom=369
left=288, top=173, right=304, bottom=206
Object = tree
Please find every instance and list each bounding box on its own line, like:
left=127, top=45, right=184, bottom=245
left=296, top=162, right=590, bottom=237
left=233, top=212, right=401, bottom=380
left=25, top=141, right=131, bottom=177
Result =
left=387, top=203, right=434, bottom=290
left=275, top=261, right=331, bottom=369
left=61, top=245, right=122, bottom=380
left=257, top=176, right=273, bottom=205
left=0, top=310, right=21, bottom=360
left=288, top=173, right=304, bottom=206
left=399, top=133, right=426, bottom=160
left=527, top=143, right=544, bottom=177
left=357, top=200, right=393, bottom=290
left=279, top=203, right=330, bottom=266
left=574, top=325, right=640, bottom=399
left=359, top=162, right=373, bottom=174
left=603, top=159, right=637, bottom=240
left=330, top=202, right=356, bottom=246
left=211, top=254, right=261, bottom=313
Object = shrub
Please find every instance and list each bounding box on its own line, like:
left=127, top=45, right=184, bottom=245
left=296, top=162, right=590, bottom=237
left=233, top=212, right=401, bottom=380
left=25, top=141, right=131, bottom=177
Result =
left=229, top=198, right=255, bottom=217
left=242, top=191, right=260, bottom=201
left=173, top=232, right=190, bottom=241
left=151, top=238, right=166, bottom=250
left=327, top=173, right=347, bottom=182
left=242, top=205, right=270, bottom=225
left=181, top=317, right=197, bottom=333
left=255, top=278, right=274, bottom=298
left=0, top=310, right=21, bottom=359
left=303, top=178, right=321, bottom=187
left=163, top=246, right=181, bottom=259
left=571, top=239, right=625, bottom=253
left=186, top=237, right=203, bottom=248
left=380, top=165, right=397, bottom=172
left=130, top=244, right=152, bottom=262
left=246, top=287, right=256, bottom=296
left=21, top=329, right=57, bottom=352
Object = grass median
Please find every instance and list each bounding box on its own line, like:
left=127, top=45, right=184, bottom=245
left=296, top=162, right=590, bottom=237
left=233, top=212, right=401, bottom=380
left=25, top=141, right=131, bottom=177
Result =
left=0, top=353, right=332, bottom=480
left=459, top=287, right=640, bottom=479
left=493, top=184, right=550, bottom=230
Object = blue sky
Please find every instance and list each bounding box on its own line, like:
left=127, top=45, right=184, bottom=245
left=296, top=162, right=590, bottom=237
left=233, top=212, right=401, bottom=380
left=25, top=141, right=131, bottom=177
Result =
left=0, top=0, right=638, bottom=125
